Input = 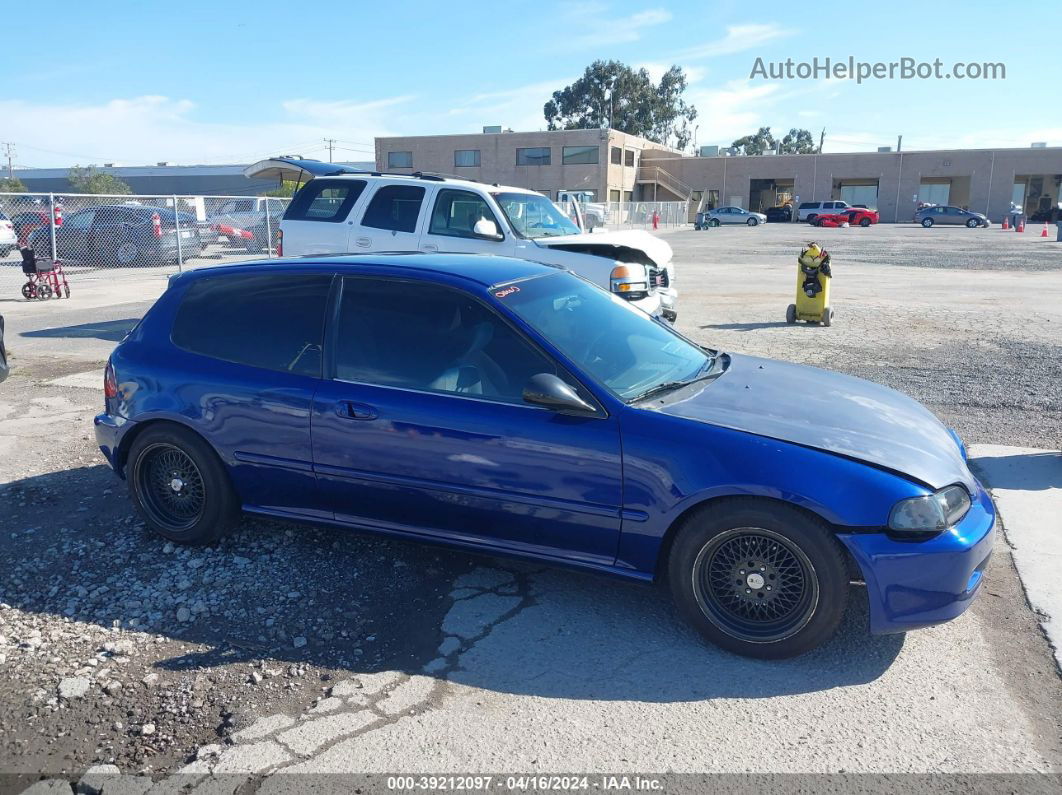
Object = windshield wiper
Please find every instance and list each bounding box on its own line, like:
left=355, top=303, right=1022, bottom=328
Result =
left=627, top=355, right=724, bottom=404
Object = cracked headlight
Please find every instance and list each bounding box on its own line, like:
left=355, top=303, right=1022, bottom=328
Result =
left=888, top=485, right=972, bottom=534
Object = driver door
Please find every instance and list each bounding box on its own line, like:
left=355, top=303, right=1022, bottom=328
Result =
left=311, top=275, right=623, bottom=565
left=418, top=187, right=515, bottom=256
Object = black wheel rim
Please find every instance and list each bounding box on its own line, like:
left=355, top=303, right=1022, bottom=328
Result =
left=692, top=527, right=819, bottom=643
left=135, top=443, right=206, bottom=531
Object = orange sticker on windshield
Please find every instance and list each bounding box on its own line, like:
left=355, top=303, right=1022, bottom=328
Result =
left=494, top=286, right=520, bottom=299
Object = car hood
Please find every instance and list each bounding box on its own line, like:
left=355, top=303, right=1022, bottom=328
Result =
left=653, top=353, right=973, bottom=491
left=532, top=230, right=673, bottom=267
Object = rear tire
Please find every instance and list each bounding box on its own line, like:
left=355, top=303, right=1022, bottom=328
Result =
left=806, top=215, right=818, bottom=224
left=785, top=304, right=796, bottom=324
left=668, top=500, right=849, bottom=659
left=127, top=424, right=240, bottom=545
left=859, top=218, right=871, bottom=227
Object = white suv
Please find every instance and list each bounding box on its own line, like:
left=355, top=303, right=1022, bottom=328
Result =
left=797, top=200, right=850, bottom=222
left=244, top=159, right=677, bottom=320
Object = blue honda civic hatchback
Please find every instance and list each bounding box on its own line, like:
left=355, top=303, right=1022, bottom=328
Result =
left=95, top=254, right=995, bottom=658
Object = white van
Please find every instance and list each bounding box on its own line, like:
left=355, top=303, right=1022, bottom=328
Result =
left=244, top=159, right=677, bottom=321
left=797, top=200, right=851, bottom=222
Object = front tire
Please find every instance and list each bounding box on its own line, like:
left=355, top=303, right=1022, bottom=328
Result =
left=922, top=218, right=934, bottom=227
left=966, top=218, right=979, bottom=228
left=859, top=218, right=871, bottom=227
left=127, top=424, right=239, bottom=544
left=708, top=218, right=720, bottom=227
left=668, top=500, right=849, bottom=659
left=747, top=217, right=759, bottom=226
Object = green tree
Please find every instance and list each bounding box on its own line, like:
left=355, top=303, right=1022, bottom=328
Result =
left=731, top=127, right=777, bottom=156
left=544, top=60, right=698, bottom=149
left=262, top=180, right=300, bottom=198
left=67, top=165, right=132, bottom=195
left=0, top=176, right=27, bottom=192
left=779, top=128, right=818, bottom=154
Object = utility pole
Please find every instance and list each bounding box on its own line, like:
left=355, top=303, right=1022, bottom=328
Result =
left=818, top=128, right=826, bottom=154
left=2, top=143, right=14, bottom=179
left=896, top=134, right=903, bottom=153
left=323, top=138, right=336, bottom=163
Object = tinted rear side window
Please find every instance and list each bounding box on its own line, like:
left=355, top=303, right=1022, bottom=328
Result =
left=361, top=185, right=425, bottom=233
left=172, top=274, right=332, bottom=377
left=285, top=179, right=366, bottom=222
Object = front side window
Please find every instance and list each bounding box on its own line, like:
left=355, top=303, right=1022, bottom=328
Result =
left=285, top=179, right=366, bottom=222
left=502, top=272, right=711, bottom=401
left=516, top=147, right=551, bottom=166
left=361, top=185, right=425, bottom=233
left=387, top=151, right=413, bottom=168
left=63, top=210, right=95, bottom=230
left=334, top=278, right=562, bottom=403
left=491, top=192, right=580, bottom=238
left=454, top=149, right=480, bottom=167
left=562, top=146, right=599, bottom=165
left=172, top=274, right=332, bottom=377
left=428, top=189, right=500, bottom=239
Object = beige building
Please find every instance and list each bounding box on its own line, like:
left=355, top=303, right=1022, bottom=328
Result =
left=376, top=129, right=1062, bottom=223
left=374, top=128, right=681, bottom=203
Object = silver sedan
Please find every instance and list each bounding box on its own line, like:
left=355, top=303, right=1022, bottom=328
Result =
left=696, top=206, right=768, bottom=228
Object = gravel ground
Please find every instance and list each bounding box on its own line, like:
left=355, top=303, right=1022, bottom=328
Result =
left=1, top=223, right=1060, bottom=791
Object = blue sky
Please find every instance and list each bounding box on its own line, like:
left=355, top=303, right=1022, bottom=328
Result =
left=5, top=0, right=1059, bottom=167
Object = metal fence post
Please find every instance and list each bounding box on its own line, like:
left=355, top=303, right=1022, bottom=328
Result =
left=48, top=192, right=58, bottom=261
left=265, top=199, right=274, bottom=258
left=172, top=195, right=183, bottom=271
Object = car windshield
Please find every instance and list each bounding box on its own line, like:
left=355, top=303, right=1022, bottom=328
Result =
left=491, top=192, right=581, bottom=238
left=500, top=272, right=713, bottom=401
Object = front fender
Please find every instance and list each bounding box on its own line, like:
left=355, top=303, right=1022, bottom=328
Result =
left=615, top=409, right=930, bottom=574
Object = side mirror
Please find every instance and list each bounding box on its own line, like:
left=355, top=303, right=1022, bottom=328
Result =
left=523, top=373, right=597, bottom=415
left=473, top=218, right=503, bottom=241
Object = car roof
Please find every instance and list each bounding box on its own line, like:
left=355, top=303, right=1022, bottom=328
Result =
left=173, top=253, right=561, bottom=289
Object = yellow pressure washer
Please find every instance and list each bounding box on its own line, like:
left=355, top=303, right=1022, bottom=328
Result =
left=786, top=242, right=834, bottom=327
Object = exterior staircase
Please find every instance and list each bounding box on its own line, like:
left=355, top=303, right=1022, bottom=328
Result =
left=635, top=166, right=694, bottom=202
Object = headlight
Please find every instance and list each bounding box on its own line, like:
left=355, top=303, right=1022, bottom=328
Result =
left=610, top=263, right=649, bottom=299
left=888, top=485, right=972, bottom=534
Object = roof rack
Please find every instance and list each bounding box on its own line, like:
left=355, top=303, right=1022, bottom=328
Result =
left=319, top=169, right=482, bottom=184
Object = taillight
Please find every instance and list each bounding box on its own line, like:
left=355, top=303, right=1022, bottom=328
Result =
left=276, top=229, right=283, bottom=257
left=104, top=362, right=118, bottom=399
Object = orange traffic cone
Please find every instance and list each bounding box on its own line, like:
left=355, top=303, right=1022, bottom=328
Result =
left=1042, top=223, right=1049, bottom=238
left=1016, top=218, right=1025, bottom=232
left=1001, top=216, right=1010, bottom=230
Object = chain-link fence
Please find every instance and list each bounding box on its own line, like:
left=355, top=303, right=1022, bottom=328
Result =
left=603, top=201, right=689, bottom=230
left=1, top=192, right=290, bottom=289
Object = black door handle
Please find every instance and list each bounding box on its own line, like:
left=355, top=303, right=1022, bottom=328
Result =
left=336, top=401, right=377, bottom=420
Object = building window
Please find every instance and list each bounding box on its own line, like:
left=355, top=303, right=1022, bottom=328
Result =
left=387, top=151, right=413, bottom=168
left=623, top=191, right=632, bottom=202
left=454, top=149, right=480, bottom=168
left=562, top=146, right=599, bottom=165
left=609, top=190, right=620, bottom=202
left=516, top=147, right=551, bottom=166
left=610, top=147, right=622, bottom=165
left=624, top=150, right=635, bottom=167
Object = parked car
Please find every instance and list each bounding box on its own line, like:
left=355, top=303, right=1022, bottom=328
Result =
left=914, top=205, right=990, bottom=228
left=9, top=209, right=51, bottom=249
left=765, top=205, right=792, bottom=223
left=244, top=158, right=677, bottom=321
left=28, top=205, right=204, bottom=266
left=556, top=190, right=605, bottom=231
left=813, top=208, right=880, bottom=227
left=0, top=212, right=17, bottom=257
left=696, top=207, right=767, bottom=227
left=0, top=314, right=7, bottom=384
left=797, top=200, right=850, bottom=222
left=207, top=197, right=284, bottom=252
left=96, top=254, right=995, bottom=659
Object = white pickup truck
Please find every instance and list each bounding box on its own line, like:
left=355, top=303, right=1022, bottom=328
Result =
left=244, top=159, right=677, bottom=321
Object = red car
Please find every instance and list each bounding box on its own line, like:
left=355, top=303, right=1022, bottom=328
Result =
left=812, top=208, right=879, bottom=228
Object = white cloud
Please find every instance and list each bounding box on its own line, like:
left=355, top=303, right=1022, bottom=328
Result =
left=2, top=94, right=415, bottom=167
left=559, top=5, right=672, bottom=48
left=677, top=24, right=794, bottom=60
left=637, top=62, right=707, bottom=84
